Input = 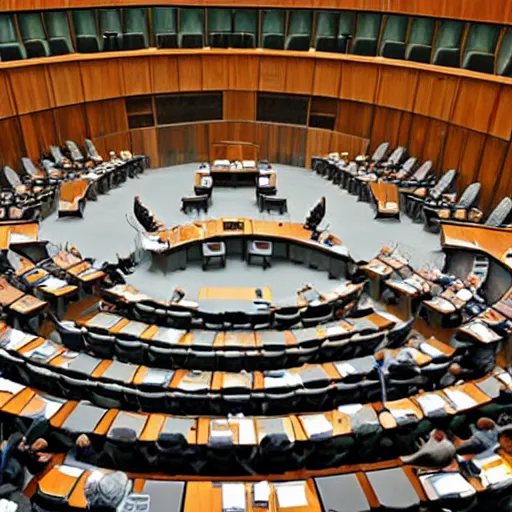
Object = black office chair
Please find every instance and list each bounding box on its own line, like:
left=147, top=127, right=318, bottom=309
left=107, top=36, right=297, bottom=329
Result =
left=84, top=330, right=115, bottom=359
left=300, top=303, right=334, bottom=327
left=274, top=306, right=301, bottom=328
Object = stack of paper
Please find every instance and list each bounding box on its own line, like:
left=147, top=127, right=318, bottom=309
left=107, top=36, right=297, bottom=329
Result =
left=300, top=414, right=333, bottom=439
left=444, top=389, right=477, bottom=411
left=210, top=420, right=233, bottom=445
left=334, top=362, right=357, bottom=378
left=419, top=343, right=444, bottom=359
left=416, top=394, right=447, bottom=416
left=275, top=482, right=308, bottom=509
left=222, top=483, right=246, bottom=512
left=252, top=481, right=270, bottom=508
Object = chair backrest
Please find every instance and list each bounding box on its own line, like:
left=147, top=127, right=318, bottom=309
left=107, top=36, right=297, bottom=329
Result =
left=315, top=11, right=337, bottom=38
left=72, top=9, right=98, bottom=37
left=208, top=8, right=232, bottom=33
left=429, top=169, right=457, bottom=199
left=371, top=142, right=389, bottom=162
left=50, top=145, right=64, bottom=164
left=456, top=182, right=480, bottom=208
left=288, top=10, right=313, bottom=36
left=125, top=8, right=148, bottom=41
left=179, top=8, right=204, bottom=33
left=84, top=139, right=100, bottom=158
left=2, top=167, right=22, bottom=188
left=388, top=146, right=406, bottom=165
left=485, top=197, right=512, bottom=226
left=262, top=9, right=285, bottom=36
left=411, top=160, right=433, bottom=180
left=381, top=15, right=407, bottom=44
left=66, top=140, right=84, bottom=161
left=43, top=11, right=72, bottom=40
left=99, top=8, right=122, bottom=34
left=338, top=11, right=355, bottom=37
left=400, top=157, right=417, bottom=174
left=434, top=20, right=464, bottom=51
left=408, top=18, right=434, bottom=46
left=21, top=157, right=40, bottom=178
left=234, top=9, right=257, bottom=34
left=152, top=7, right=176, bottom=36
left=18, top=12, right=46, bottom=42
left=0, top=14, right=19, bottom=44
left=464, top=23, right=500, bottom=55
left=497, top=28, right=512, bottom=76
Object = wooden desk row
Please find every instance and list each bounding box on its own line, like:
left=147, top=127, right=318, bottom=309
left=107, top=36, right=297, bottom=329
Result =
left=33, top=449, right=512, bottom=512
left=0, top=323, right=457, bottom=416
left=0, top=370, right=502, bottom=459
left=0, top=276, right=47, bottom=319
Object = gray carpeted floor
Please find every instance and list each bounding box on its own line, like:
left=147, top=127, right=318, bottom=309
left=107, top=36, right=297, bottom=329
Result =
left=39, top=164, right=442, bottom=301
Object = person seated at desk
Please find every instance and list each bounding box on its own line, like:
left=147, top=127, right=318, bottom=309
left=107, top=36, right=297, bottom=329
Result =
left=437, top=363, right=468, bottom=389
left=401, top=429, right=456, bottom=468
left=456, top=418, right=500, bottom=456
left=84, top=471, right=131, bottom=512
left=461, top=341, right=500, bottom=378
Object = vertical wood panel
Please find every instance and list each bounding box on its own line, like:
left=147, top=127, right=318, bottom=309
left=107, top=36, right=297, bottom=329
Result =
left=407, top=116, right=429, bottom=162
left=451, top=80, right=500, bottom=134
left=121, top=58, right=152, bottom=96
left=489, top=86, right=512, bottom=141
left=130, top=127, right=159, bottom=168
left=285, top=58, right=314, bottom=95
left=339, top=62, right=379, bottom=103
left=0, top=72, right=17, bottom=119
left=178, top=56, right=203, bottom=91
left=8, top=66, right=54, bottom=114
left=259, top=56, right=286, bottom=92
left=370, top=107, right=402, bottom=151
left=80, top=60, right=124, bottom=102
left=312, top=61, right=342, bottom=98
left=47, top=62, right=85, bottom=107
left=492, top=143, right=512, bottom=210
left=85, top=99, right=129, bottom=138
left=422, top=119, right=448, bottom=173
left=0, top=117, right=24, bottom=171
left=19, top=110, right=58, bottom=161
left=457, top=131, right=486, bottom=193
left=228, top=56, right=259, bottom=91
left=202, top=55, right=229, bottom=91
left=93, top=132, right=131, bottom=161
left=376, top=68, right=419, bottom=111
left=441, top=125, right=468, bottom=176
left=53, top=104, right=87, bottom=145
left=477, top=136, right=508, bottom=212
left=223, top=92, right=256, bottom=121
left=413, top=73, right=459, bottom=121
left=150, top=56, right=180, bottom=94
left=336, top=100, right=373, bottom=139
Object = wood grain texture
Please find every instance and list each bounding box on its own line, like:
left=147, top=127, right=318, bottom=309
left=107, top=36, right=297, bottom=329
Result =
left=19, top=110, right=58, bottom=161
left=8, top=66, right=54, bottom=114
left=130, top=127, right=159, bottom=168
left=80, top=60, right=124, bottom=102
left=313, top=60, right=342, bottom=98
left=121, top=57, right=152, bottom=97
left=0, top=117, right=24, bottom=171
left=178, top=55, right=203, bottom=91
left=53, top=104, right=88, bottom=144
left=223, top=91, right=256, bottom=121
left=85, top=99, right=129, bottom=138
left=47, top=62, right=85, bottom=107
left=150, top=56, right=180, bottom=94
left=5, top=0, right=512, bottom=25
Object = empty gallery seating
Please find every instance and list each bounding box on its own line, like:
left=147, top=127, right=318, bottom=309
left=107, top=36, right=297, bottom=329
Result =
left=0, top=13, right=26, bottom=61
left=462, top=23, right=501, bottom=73
left=379, top=15, right=408, bottom=59
left=179, top=8, right=204, bottom=48
left=99, top=8, right=123, bottom=51
left=405, top=18, right=435, bottom=63
left=208, top=8, right=232, bottom=48
left=351, top=13, right=382, bottom=56
left=314, top=11, right=338, bottom=53
left=497, top=28, right=512, bottom=76
left=123, top=7, right=149, bottom=50
left=72, top=9, right=102, bottom=52
left=43, top=11, right=74, bottom=55
left=18, top=12, right=50, bottom=58
left=261, top=9, right=285, bottom=49
left=285, top=10, right=313, bottom=51
left=232, top=9, right=257, bottom=48
left=432, top=20, right=464, bottom=67
left=152, top=7, right=177, bottom=48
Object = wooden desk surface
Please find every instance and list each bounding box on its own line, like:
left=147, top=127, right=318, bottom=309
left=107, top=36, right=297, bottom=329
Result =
left=0, top=222, right=39, bottom=250
left=0, top=277, right=25, bottom=306
left=10, top=294, right=47, bottom=315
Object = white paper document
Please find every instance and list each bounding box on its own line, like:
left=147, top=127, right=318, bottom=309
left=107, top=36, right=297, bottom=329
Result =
left=222, top=483, right=246, bottom=512
left=300, top=414, right=333, bottom=439
left=416, top=394, right=447, bottom=415
left=275, top=482, right=308, bottom=508
left=444, top=389, right=477, bottom=411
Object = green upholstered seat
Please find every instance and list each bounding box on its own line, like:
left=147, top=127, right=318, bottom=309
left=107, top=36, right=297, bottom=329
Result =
left=72, top=10, right=101, bottom=53
left=432, top=20, right=464, bottom=67
left=153, top=7, right=177, bottom=48
left=462, top=23, right=500, bottom=73
left=208, top=8, right=232, bottom=48
left=261, top=10, right=285, bottom=50
left=179, top=8, right=205, bottom=48
left=0, top=14, right=27, bottom=61
left=123, top=8, right=149, bottom=50
left=43, top=11, right=74, bottom=55
left=337, top=12, right=356, bottom=53
left=351, top=13, right=382, bottom=56
left=498, top=28, right=512, bottom=77
left=18, top=12, right=50, bottom=58
left=405, top=18, right=434, bottom=63
left=285, top=10, right=312, bottom=51
left=314, top=11, right=338, bottom=53
left=379, top=15, right=407, bottom=59
left=232, top=9, right=257, bottom=48
left=99, top=8, right=122, bottom=51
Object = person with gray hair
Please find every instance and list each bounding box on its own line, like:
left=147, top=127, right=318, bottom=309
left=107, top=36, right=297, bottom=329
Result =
left=84, top=471, right=131, bottom=511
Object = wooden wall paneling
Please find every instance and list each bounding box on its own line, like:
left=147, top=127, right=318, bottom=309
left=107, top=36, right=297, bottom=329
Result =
left=421, top=118, right=448, bottom=173
left=202, top=55, right=229, bottom=91
left=85, top=99, right=129, bottom=138
left=93, top=132, right=132, bottom=159
left=8, top=66, right=55, bottom=115
left=53, top=104, right=87, bottom=145
left=376, top=68, right=419, bottom=111
left=19, top=110, right=58, bottom=161
left=121, top=58, right=152, bottom=97
left=413, top=72, right=459, bottom=122
left=80, top=60, right=124, bottom=102
left=264, top=123, right=280, bottom=164
left=227, top=56, right=260, bottom=91
left=258, top=56, right=287, bottom=93
left=396, top=111, right=413, bottom=148
left=194, top=122, right=210, bottom=163
left=47, top=62, right=85, bottom=107
left=339, top=62, right=379, bottom=104
left=369, top=107, right=402, bottom=151
left=440, top=125, right=468, bottom=179
left=223, top=91, right=256, bottom=121
left=330, top=131, right=369, bottom=158
left=285, top=58, right=314, bottom=95
left=157, top=124, right=202, bottom=166
left=129, top=127, right=159, bottom=168
left=0, top=117, right=24, bottom=171
left=150, top=56, right=180, bottom=94
left=456, top=130, right=486, bottom=193
left=407, top=115, right=429, bottom=162
left=0, top=72, right=17, bottom=119
left=488, top=86, right=512, bottom=141
left=278, top=124, right=307, bottom=167
left=492, top=143, right=512, bottom=209
left=177, top=55, right=203, bottom=91
left=312, top=60, right=342, bottom=98
left=451, top=79, right=501, bottom=134
left=306, top=128, right=332, bottom=168
left=476, top=136, right=509, bottom=212
left=336, top=100, right=373, bottom=139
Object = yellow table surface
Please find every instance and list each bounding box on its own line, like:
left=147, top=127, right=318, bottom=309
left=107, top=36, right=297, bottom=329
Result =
left=198, top=287, right=272, bottom=301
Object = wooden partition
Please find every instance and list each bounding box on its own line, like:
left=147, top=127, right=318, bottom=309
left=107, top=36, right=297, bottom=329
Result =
left=3, top=0, right=512, bottom=24
left=0, top=49, right=511, bottom=212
